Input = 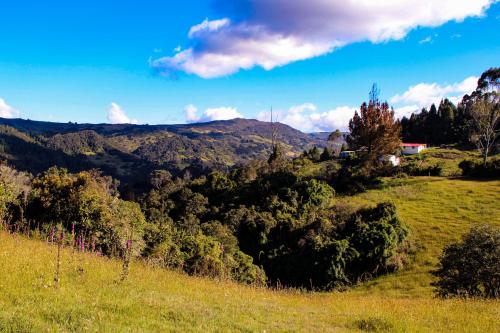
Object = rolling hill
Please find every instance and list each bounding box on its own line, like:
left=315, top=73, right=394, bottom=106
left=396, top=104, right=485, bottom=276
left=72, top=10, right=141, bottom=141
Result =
left=0, top=117, right=329, bottom=191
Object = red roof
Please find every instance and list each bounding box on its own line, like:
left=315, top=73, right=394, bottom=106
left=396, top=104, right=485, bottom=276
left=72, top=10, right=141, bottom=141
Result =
left=401, top=143, right=427, bottom=147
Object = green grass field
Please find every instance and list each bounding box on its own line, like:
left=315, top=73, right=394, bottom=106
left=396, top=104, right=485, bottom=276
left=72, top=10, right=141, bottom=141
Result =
left=1, top=177, right=499, bottom=332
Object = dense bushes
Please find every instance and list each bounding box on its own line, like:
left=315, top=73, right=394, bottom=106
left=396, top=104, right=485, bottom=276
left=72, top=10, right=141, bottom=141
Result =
left=140, top=163, right=409, bottom=290
left=432, top=225, right=500, bottom=299
left=0, top=166, right=146, bottom=258
left=459, top=159, right=500, bottom=178
left=263, top=202, right=409, bottom=289
left=1, top=160, right=410, bottom=290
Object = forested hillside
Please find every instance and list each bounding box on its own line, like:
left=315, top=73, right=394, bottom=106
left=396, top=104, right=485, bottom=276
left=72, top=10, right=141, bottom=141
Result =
left=0, top=118, right=328, bottom=193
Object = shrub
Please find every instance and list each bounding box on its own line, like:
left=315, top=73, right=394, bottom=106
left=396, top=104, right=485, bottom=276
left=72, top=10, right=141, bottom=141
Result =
left=401, top=163, right=442, bottom=176
left=459, top=159, right=500, bottom=178
left=432, top=225, right=500, bottom=298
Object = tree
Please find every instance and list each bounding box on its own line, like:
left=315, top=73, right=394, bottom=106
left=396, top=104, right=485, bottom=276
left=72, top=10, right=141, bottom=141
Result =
left=438, top=99, right=456, bottom=143
left=432, top=225, right=500, bottom=299
left=347, top=100, right=401, bottom=166
left=475, top=67, right=500, bottom=96
left=0, top=165, right=31, bottom=228
left=469, top=97, right=499, bottom=166
left=320, top=147, right=334, bottom=161
left=462, top=69, right=500, bottom=166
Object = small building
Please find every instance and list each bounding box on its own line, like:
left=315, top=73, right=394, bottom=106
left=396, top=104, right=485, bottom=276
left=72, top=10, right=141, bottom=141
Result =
left=339, top=151, right=356, bottom=159
left=401, top=143, right=427, bottom=155
left=378, top=154, right=401, bottom=166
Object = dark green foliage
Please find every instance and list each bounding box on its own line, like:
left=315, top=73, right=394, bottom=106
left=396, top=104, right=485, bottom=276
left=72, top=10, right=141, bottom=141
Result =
left=320, top=147, right=334, bottom=161
left=401, top=163, right=443, bottom=176
left=459, top=159, right=500, bottom=178
left=140, top=160, right=407, bottom=289
left=346, top=203, right=409, bottom=277
left=432, top=225, right=500, bottom=299
left=263, top=202, right=408, bottom=289
left=401, top=99, right=462, bottom=145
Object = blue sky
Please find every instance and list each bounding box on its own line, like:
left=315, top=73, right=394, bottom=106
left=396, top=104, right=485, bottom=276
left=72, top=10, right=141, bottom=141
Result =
left=0, top=0, right=499, bottom=131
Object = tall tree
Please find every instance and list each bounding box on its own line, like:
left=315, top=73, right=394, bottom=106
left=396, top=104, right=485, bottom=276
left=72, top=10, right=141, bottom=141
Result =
left=438, top=99, right=457, bottom=143
left=469, top=98, right=499, bottom=166
left=462, top=67, right=499, bottom=165
left=347, top=100, right=401, bottom=166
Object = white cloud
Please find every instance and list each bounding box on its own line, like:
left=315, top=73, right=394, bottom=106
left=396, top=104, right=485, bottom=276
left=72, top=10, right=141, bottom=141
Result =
left=106, top=102, right=138, bottom=124
left=289, top=103, right=317, bottom=114
left=188, top=18, right=231, bottom=38
left=257, top=104, right=356, bottom=132
left=0, top=98, right=20, bottom=118
left=391, top=76, right=478, bottom=109
left=152, top=0, right=496, bottom=78
left=185, top=105, right=242, bottom=123
left=184, top=104, right=199, bottom=122
left=394, top=105, right=420, bottom=119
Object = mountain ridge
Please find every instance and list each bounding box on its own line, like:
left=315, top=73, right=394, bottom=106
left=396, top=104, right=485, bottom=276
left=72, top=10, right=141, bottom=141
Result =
left=0, top=117, right=329, bottom=192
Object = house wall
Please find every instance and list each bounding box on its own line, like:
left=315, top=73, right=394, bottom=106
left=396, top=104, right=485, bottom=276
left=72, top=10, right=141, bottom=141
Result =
left=402, top=145, right=425, bottom=155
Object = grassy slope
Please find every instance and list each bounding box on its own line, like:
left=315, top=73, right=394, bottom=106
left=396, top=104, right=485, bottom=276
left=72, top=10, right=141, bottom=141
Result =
left=401, top=148, right=482, bottom=176
left=343, top=177, right=500, bottom=297
left=1, top=177, right=499, bottom=332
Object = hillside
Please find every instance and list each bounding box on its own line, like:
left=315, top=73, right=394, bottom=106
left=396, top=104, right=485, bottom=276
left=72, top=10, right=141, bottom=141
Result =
left=0, top=118, right=327, bottom=189
left=1, top=177, right=499, bottom=332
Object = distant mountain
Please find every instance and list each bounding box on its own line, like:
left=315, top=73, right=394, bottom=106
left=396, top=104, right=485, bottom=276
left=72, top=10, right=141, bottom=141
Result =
left=0, top=117, right=328, bottom=190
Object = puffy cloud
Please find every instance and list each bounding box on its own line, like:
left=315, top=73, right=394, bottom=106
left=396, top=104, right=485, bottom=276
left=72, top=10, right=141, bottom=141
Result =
left=288, top=103, right=317, bottom=114
left=152, top=0, right=496, bottom=78
left=390, top=76, right=478, bottom=109
left=0, top=98, right=20, bottom=118
left=185, top=105, right=242, bottom=123
left=257, top=104, right=356, bottom=132
left=106, top=102, right=138, bottom=124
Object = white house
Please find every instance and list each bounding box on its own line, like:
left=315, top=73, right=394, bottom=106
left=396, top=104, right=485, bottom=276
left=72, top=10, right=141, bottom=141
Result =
left=378, top=154, right=401, bottom=166
left=401, top=143, right=427, bottom=155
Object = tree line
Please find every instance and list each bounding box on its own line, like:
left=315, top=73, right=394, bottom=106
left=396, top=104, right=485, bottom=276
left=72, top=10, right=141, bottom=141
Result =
left=401, top=68, right=499, bottom=165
